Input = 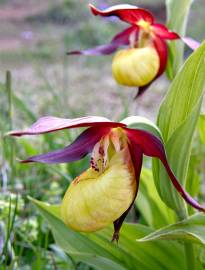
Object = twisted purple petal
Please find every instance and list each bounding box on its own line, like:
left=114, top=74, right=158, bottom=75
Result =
left=67, top=26, right=138, bottom=56
left=67, top=43, right=123, bottom=56
left=20, top=126, right=110, bottom=164
left=182, top=37, right=200, bottom=50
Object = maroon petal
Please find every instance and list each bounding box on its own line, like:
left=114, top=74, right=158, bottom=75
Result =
left=182, top=37, right=200, bottom=50
left=135, top=35, right=167, bottom=98
left=89, top=4, right=154, bottom=25
left=67, top=43, right=122, bottom=56
left=8, top=116, right=125, bottom=137
left=153, top=35, right=168, bottom=77
left=20, top=127, right=110, bottom=164
left=152, top=24, right=179, bottom=40
left=111, top=25, right=139, bottom=44
left=135, top=82, right=152, bottom=99
left=112, top=143, right=143, bottom=242
left=126, top=128, right=205, bottom=212
left=152, top=24, right=200, bottom=51
left=67, top=26, right=138, bottom=56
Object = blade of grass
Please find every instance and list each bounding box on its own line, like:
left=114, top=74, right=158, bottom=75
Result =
left=5, top=71, right=16, bottom=189
left=3, top=194, right=18, bottom=268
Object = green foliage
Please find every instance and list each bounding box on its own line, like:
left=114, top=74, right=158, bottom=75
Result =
left=153, top=42, right=205, bottom=215
left=121, top=116, right=176, bottom=227
left=198, top=115, right=205, bottom=144
left=30, top=197, right=189, bottom=270
left=138, top=213, right=205, bottom=245
left=137, top=168, right=176, bottom=229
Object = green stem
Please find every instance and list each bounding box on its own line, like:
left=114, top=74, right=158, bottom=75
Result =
left=6, top=71, right=12, bottom=130
left=178, top=210, right=196, bottom=270
left=184, top=244, right=195, bottom=270
left=6, top=71, right=15, bottom=189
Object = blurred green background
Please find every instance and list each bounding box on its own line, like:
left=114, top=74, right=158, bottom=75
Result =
left=0, top=0, right=204, bottom=124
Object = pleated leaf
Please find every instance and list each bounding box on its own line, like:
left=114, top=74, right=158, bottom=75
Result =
left=153, top=42, right=205, bottom=215
left=198, top=114, right=205, bottom=144
left=29, top=197, right=188, bottom=270
left=138, top=213, right=205, bottom=245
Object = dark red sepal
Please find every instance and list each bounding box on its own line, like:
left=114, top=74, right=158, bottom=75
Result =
left=153, top=35, right=168, bottom=77
left=152, top=24, right=179, bottom=40
left=111, top=25, right=139, bottom=45
left=134, top=82, right=152, bottom=99
left=112, top=143, right=143, bottom=242
left=89, top=4, right=154, bottom=25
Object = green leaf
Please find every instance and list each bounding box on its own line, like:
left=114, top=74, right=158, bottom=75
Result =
left=138, top=213, right=205, bottom=245
left=185, top=154, right=200, bottom=199
left=153, top=42, right=205, bottom=215
left=198, top=114, right=205, bottom=144
left=136, top=168, right=176, bottom=229
left=166, top=0, right=194, bottom=78
left=29, top=197, right=188, bottom=270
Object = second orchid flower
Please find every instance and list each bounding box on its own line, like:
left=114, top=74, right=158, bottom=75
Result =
left=67, top=4, right=199, bottom=96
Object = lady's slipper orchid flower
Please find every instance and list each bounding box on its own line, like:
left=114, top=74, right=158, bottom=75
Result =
left=8, top=116, right=205, bottom=241
left=67, top=4, right=199, bottom=96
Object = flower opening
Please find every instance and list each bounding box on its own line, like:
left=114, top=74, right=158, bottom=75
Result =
left=61, top=147, right=136, bottom=232
left=112, top=47, right=160, bottom=87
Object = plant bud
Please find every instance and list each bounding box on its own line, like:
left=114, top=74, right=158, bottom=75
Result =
left=112, top=47, right=160, bottom=87
left=61, top=149, right=136, bottom=232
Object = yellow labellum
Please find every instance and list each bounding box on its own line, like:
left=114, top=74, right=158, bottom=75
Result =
left=61, top=149, right=136, bottom=232
left=112, top=47, right=160, bottom=87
